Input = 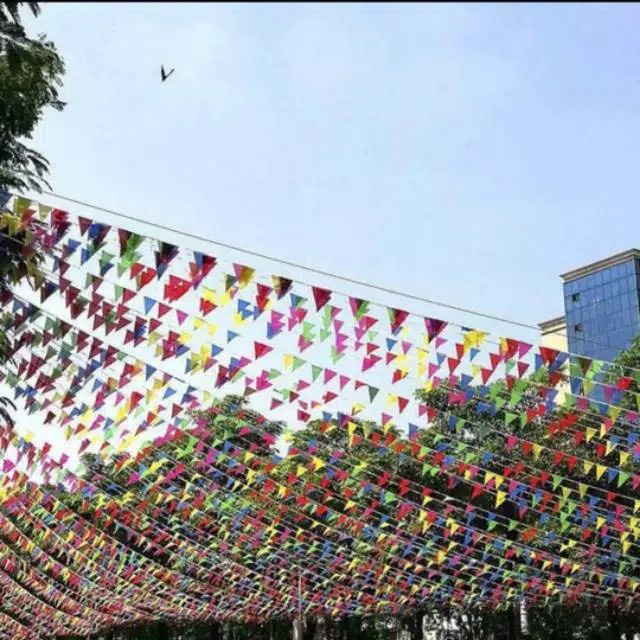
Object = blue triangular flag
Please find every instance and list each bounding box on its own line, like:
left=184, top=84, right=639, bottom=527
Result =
left=144, top=297, right=156, bottom=315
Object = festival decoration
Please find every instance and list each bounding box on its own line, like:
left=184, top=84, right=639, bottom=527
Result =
left=0, top=194, right=639, bottom=635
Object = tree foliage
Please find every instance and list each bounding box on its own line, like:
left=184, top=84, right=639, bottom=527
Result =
left=0, top=2, right=61, bottom=379
left=0, top=0, right=65, bottom=193
left=605, top=333, right=640, bottom=412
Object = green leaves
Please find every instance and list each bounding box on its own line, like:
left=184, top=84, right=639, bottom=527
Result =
left=0, top=1, right=65, bottom=193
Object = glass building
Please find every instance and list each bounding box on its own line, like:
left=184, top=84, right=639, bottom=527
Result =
left=561, top=249, right=640, bottom=362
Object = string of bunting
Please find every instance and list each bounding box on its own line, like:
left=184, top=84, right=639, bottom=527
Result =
left=0, top=194, right=639, bottom=634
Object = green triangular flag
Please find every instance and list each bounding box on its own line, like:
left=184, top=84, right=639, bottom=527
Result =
left=505, top=412, right=518, bottom=426
left=618, top=471, right=630, bottom=488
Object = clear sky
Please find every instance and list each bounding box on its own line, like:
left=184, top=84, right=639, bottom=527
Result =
left=24, top=2, right=640, bottom=336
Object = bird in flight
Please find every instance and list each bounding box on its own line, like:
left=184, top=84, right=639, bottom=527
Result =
left=160, top=65, right=175, bottom=82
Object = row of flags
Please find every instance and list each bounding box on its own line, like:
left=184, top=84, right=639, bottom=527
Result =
left=0, top=195, right=638, bottom=635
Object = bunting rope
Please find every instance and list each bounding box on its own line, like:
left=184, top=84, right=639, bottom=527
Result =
left=38, top=191, right=542, bottom=332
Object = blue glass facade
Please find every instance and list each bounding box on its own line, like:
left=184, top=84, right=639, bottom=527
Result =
left=564, top=257, right=640, bottom=362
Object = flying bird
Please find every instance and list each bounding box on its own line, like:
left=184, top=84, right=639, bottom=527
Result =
left=160, top=65, right=175, bottom=82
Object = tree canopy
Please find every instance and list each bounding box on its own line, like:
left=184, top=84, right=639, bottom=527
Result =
left=0, top=0, right=65, bottom=193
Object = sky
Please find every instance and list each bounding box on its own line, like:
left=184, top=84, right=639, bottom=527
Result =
left=23, top=2, right=640, bottom=342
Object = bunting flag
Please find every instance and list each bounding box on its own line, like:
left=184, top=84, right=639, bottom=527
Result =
left=0, top=194, right=640, bottom=634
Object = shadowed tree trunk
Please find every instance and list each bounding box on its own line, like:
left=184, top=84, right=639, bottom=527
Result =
left=151, top=621, right=170, bottom=640
left=619, top=610, right=636, bottom=640
left=345, top=615, right=362, bottom=639
left=333, top=617, right=349, bottom=640
left=607, top=601, right=620, bottom=640
left=508, top=606, right=520, bottom=640
left=399, top=610, right=423, bottom=640
left=303, top=617, right=317, bottom=640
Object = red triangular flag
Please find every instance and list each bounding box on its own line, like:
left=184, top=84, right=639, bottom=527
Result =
left=312, top=287, right=332, bottom=311
left=254, top=342, right=272, bottom=359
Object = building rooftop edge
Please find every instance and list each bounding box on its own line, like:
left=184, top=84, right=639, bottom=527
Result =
left=538, top=315, right=566, bottom=331
left=560, top=248, right=640, bottom=283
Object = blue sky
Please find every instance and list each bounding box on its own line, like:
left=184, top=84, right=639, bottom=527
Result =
left=24, top=2, right=640, bottom=339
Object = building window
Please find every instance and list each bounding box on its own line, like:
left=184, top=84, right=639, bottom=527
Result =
left=571, top=293, right=580, bottom=303
left=574, top=323, right=583, bottom=334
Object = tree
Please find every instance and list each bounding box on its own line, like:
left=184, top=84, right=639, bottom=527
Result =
left=605, top=333, right=640, bottom=412
left=0, top=2, right=62, bottom=379
left=0, top=1, right=59, bottom=355
left=0, top=1, right=65, bottom=193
